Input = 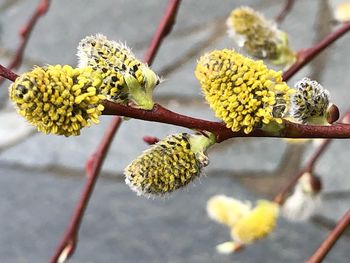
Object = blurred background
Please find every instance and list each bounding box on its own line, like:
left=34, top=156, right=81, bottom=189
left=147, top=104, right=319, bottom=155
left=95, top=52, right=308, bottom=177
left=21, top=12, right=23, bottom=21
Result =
left=0, top=0, right=350, bottom=262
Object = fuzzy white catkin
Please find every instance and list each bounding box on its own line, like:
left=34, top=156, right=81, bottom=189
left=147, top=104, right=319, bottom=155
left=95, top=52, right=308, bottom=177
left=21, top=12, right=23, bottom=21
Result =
left=282, top=184, right=321, bottom=221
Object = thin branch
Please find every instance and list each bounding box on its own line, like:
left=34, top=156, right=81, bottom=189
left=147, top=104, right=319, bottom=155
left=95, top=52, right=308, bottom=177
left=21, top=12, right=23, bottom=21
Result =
left=102, top=101, right=350, bottom=142
left=0, top=0, right=50, bottom=84
left=50, top=0, right=182, bottom=262
left=306, top=209, right=350, bottom=263
left=143, top=0, right=181, bottom=65
left=0, top=64, right=18, bottom=82
left=273, top=140, right=330, bottom=205
left=273, top=110, right=350, bottom=205
left=283, top=21, right=350, bottom=81
left=275, top=0, right=296, bottom=24
left=50, top=116, right=122, bottom=263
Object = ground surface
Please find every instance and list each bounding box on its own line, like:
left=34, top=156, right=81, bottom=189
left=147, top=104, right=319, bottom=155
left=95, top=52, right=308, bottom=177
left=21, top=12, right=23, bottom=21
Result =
left=0, top=0, right=350, bottom=262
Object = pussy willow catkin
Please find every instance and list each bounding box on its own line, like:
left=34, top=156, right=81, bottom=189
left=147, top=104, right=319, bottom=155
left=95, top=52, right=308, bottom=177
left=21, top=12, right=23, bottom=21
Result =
left=195, top=49, right=293, bottom=134
left=77, top=34, right=160, bottom=109
left=9, top=65, right=105, bottom=136
left=124, top=133, right=215, bottom=196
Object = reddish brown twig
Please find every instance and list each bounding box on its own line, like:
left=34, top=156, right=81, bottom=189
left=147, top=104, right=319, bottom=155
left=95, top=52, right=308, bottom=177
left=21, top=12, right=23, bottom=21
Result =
left=283, top=21, right=350, bottom=81
left=273, top=110, right=350, bottom=205
left=102, top=101, right=350, bottom=142
left=50, top=116, right=122, bottom=263
left=143, top=0, right=181, bottom=65
left=275, top=0, right=296, bottom=24
left=273, top=140, right=330, bottom=205
left=50, top=0, right=182, bottom=262
left=306, top=209, right=350, bottom=263
left=0, top=64, right=18, bottom=82
left=0, top=0, right=50, bottom=84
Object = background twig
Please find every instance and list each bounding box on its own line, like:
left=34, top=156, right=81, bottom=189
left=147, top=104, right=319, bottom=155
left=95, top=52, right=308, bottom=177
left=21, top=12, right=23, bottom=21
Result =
left=283, top=21, right=350, bottom=81
left=50, top=117, right=122, bottom=263
left=0, top=0, right=50, bottom=84
left=273, top=109, right=350, bottom=205
left=306, top=209, right=350, bottom=263
left=275, top=0, right=296, bottom=23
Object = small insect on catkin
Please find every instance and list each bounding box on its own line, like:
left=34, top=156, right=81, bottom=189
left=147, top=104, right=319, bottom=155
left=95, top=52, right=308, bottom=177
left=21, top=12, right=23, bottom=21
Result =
left=77, top=34, right=160, bottom=109
left=226, top=6, right=295, bottom=65
left=124, top=133, right=216, bottom=196
left=9, top=65, right=105, bottom=136
left=195, top=49, right=294, bottom=134
left=290, top=77, right=337, bottom=125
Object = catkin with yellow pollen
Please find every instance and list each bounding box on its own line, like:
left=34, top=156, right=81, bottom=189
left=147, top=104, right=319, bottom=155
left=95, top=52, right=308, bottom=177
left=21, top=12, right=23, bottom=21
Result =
left=226, top=6, right=295, bottom=65
left=9, top=65, right=105, bottom=136
left=195, top=49, right=293, bottom=134
left=124, top=133, right=215, bottom=196
left=77, top=34, right=160, bottom=109
left=231, top=200, right=279, bottom=244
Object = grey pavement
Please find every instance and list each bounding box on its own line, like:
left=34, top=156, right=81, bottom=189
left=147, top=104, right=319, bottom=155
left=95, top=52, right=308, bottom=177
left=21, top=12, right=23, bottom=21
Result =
left=1, top=0, right=350, bottom=262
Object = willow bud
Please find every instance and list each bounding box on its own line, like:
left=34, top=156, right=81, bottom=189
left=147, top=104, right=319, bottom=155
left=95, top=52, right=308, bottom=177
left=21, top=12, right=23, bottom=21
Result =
left=290, top=78, right=337, bottom=125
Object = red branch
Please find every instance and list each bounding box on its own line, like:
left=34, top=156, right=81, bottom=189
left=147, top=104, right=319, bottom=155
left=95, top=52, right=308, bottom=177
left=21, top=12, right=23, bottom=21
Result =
left=102, top=101, right=350, bottom=142
left=50, top=0, right=182, bottom=262
left=50, top=117, right=122, bottom=263
left=283, top=21, right=350, bottom=81
left=273, top=109, right=350, bottom=205
left=0, top=65, right=18, bottom=82
left=306, top=209, right=350, bottom=263
left=273, top=139, right=330, bottom=204
left=143, top=0, right=181, bottom=65
left=275, top=0, right=296, bottom=24
left=0, top=0, right=50, bottom=84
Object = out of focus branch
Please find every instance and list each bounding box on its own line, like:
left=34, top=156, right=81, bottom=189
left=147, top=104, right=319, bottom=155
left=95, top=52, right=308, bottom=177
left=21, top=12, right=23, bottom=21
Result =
left=275, top=0, right=296, bottom=23
left=283, top=21, right=350, bottom=81
left=306, top=209, right=350, bottom=263
left=0, top=0, right=50, bottom=84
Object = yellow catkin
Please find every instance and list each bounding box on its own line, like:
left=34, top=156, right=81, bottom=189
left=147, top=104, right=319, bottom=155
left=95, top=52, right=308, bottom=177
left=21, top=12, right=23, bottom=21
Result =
left=226, top=6, right=294, bottom=64
left=9, top=65, right=105, bottom=136
left=124, top=133, right=214, bottom=196
left=231, top=200, right=279, bottom=244
left=334, top=2, right=350, bottom=23
left=195, top=49, right=293, bottom=134
left=77, top=34, right=160, bottom=107
left=207, top=195, right=251, bottom=227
